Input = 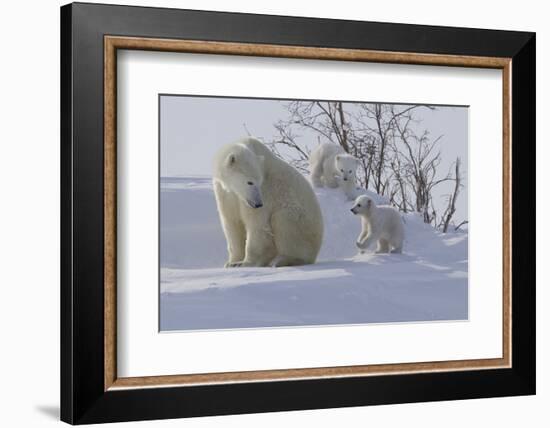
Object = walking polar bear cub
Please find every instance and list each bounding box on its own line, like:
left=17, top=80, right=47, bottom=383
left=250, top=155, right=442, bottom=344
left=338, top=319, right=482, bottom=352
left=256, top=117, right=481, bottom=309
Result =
left=213, top=137, right=324, bottom=267
left=309, top=143, right=360, bottom=200
left=351, top=195, right=404, bottom=254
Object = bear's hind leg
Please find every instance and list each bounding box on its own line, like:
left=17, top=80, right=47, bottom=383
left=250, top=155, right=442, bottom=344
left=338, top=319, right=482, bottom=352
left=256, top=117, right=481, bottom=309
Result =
left=375, top=239, right=390, bottom=254
left=389, top=235, right=404, bottom=254
left=234, top=228, right=277, bottom=267
left=271, top=211, right=318, bottom=266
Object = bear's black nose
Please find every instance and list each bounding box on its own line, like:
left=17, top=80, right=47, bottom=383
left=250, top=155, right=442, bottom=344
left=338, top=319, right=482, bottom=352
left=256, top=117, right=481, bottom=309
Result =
left=343, top=178, right=348, bottom=181
left=255, top=203, right=263, bottom=208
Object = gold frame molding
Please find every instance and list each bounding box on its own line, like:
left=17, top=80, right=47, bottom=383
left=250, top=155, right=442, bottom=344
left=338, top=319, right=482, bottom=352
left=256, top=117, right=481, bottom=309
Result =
left=104, top=36, right=512, bottom=391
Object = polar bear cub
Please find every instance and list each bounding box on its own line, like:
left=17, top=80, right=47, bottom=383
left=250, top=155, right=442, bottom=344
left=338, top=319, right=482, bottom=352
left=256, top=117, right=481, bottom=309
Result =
left=213, top=137, right=324, bottom=268
left=309, top=143, right=360, bottom=200
left=350, top=195, right=404, bottom=254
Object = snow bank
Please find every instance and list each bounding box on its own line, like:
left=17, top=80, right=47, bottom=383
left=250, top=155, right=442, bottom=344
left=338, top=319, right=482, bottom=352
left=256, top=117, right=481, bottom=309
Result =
left=160, top=176, right=468, bottom=331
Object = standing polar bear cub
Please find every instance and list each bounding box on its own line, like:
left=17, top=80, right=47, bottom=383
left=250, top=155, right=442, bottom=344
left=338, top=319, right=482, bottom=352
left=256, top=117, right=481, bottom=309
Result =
left=309, top=143, right=360, bottom=200
left=213, top=137, right=324, bottom=267
left=351, top=195, right=404, bottom=254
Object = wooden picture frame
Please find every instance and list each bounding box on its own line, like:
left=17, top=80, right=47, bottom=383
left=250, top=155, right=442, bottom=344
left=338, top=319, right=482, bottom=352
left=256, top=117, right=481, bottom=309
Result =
left=61, top=2, right=535, bottom=424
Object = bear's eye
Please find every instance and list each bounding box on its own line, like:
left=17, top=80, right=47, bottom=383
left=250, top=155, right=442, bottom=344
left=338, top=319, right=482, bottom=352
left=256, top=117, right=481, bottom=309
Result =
left=349, top=170, right=352, bottom=173
left=340, top=169, right=344, bottom=172
left=247, top=181, right=253, bottom=186
left=357, top=204, right=361, bottom=207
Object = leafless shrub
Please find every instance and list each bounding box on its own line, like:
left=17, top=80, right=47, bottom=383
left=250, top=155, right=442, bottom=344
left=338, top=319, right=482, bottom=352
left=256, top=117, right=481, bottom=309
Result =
left=258, top=100, right=466, bottom=230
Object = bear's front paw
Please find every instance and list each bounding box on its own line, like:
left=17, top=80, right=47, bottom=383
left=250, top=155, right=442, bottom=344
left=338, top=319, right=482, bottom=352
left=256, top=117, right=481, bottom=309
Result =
left=355, top=241, right=363, bottom=248
left=225, top=261, right=243, bottom=268
left=225, top=260, right=258, bottom=267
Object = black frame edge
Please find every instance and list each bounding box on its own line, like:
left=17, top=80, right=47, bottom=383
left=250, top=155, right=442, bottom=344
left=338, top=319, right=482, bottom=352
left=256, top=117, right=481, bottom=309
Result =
left=71, top=1, right=533, bottom=57
left=510, top=33, right=536, bottom=393
left=60, top=3, right=74, bottom=425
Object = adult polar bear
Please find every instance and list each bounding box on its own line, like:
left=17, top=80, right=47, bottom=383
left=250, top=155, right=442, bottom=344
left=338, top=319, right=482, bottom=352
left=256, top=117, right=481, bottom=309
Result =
left=213, top=137, right=323, bottom=267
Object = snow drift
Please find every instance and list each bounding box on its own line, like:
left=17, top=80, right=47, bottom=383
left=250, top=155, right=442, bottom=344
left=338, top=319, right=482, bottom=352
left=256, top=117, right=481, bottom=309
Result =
left=160, top=176, right=468, bottom=331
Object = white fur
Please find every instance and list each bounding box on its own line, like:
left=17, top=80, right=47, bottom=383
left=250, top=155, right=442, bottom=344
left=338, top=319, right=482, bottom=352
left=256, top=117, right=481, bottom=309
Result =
left=309, top=143, right=360, bottom=200
left=350, top=195, right=404, bottom=254
left=213, top=137, right=324, bottom=267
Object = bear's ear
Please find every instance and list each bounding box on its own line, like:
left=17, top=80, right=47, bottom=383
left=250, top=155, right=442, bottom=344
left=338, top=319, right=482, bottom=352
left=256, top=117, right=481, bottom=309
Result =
left=226, top=154, right=236, bottom=166
left=335, top=154, right=341, bottom=161
left=367, top=199, right=373, bottom=209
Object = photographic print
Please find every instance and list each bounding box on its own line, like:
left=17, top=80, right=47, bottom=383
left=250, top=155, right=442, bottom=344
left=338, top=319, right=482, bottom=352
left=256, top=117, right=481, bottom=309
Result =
left=159, top=95, right=469, bottom=331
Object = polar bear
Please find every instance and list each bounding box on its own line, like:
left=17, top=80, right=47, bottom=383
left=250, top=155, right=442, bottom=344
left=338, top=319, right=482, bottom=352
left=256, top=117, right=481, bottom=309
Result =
left=213, top=137, right=324, bottom=267
left=350, top=195, right=404, bottom=254
left=309, top=143, right=360, bottom=200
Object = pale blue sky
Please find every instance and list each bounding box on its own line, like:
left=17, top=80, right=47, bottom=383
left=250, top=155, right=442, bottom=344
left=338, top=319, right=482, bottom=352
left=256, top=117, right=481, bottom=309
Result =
left=160, top=95, right=468, bottom=223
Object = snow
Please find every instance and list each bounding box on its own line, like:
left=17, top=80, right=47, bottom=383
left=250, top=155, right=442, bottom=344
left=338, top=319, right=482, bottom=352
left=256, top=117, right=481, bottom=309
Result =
left=160, top=176, right=468, bottom=331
